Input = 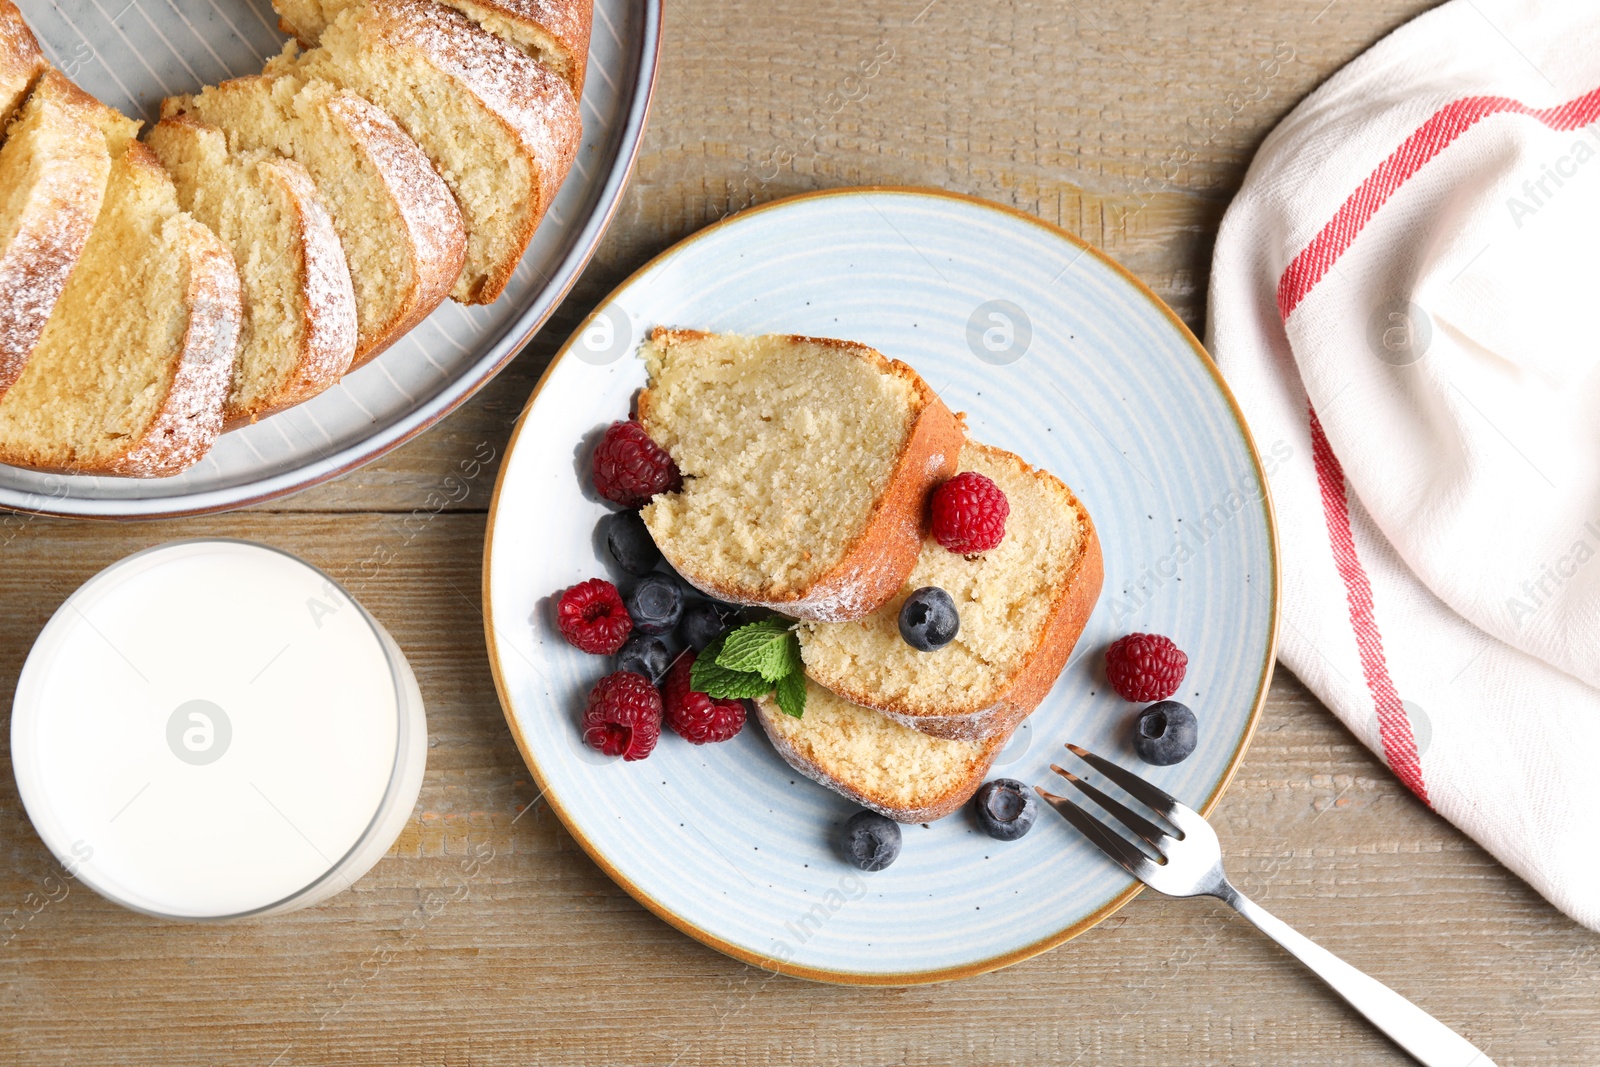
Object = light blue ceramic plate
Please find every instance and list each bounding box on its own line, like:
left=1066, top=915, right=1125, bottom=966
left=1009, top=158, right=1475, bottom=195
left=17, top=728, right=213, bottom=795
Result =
left=483, top=188, right=1278, bottom=984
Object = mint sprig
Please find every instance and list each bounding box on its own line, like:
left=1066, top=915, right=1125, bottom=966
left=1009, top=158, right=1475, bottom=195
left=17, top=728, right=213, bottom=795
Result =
left=690, top=634, right=774, bottom=698
left=690, top=620, right=807, bottom=718
left=716, top=618, right=801, bottom=681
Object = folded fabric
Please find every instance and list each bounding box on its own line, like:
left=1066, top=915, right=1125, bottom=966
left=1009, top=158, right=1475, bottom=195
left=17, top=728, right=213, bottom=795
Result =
left=1208, top=0, right=1600, bottom=929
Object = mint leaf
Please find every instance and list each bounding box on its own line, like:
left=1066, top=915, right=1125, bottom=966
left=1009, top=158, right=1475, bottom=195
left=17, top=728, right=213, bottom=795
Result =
left=717, top=619, right=800, bottom=682
left=773, top=670, right=807, bottom=719
left=699, top=668, right=772, bottom=700
left=691, top=637, right=771, bottom=699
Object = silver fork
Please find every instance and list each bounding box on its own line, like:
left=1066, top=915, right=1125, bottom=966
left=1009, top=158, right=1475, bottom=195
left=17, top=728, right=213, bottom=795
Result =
left=1038, top=744, right=1495, bottom=1067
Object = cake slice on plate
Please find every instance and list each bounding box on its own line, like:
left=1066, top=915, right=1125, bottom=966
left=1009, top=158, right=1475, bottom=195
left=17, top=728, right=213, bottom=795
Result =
left=165, top=74, right=465, bottom=365
left=147, top=113, right=358, bottom=426
left=637, top=328, right=966, bottom=622
left=753, top=680, right=1007, bottom=823
left=800, top=440, right=1102, bottom=740
left=266, top=0, right=580, bottom=304
left=0, top=71, right=133, bottom=397
left=0, top=139, right=242, bottom=475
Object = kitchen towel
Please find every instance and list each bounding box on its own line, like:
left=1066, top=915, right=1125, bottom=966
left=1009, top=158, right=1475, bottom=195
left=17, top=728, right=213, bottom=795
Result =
left=1208, top=0, right=1600, bottom=929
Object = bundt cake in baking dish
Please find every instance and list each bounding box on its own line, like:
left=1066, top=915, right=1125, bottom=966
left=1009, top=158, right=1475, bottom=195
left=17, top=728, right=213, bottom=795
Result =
left=0, top=0, right=589, bottom=477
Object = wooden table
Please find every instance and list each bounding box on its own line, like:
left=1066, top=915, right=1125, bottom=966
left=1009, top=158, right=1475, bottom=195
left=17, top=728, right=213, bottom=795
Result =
left=3, top=0, right=1597, bottom=1062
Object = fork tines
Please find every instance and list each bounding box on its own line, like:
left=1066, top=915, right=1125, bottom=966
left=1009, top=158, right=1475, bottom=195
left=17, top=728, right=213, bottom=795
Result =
left=1034, top=744, right=1188, bottom=879
left=1035, top=783, right=1159, bottom=878
left=1064, top=743, right=1182, bottom=821
left=1048, top=763, right=1169, bottom=852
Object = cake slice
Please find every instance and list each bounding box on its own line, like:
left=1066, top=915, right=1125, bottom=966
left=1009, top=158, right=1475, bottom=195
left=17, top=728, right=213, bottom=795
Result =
left=753, top=681, right=1006, bottom=823
left=0, top=0, right=46, bottom=131
left=0, top=71, right=135, bottom=396
left=273, top=0, right=591, bottom=95
left=164, top=74, right=464, bottom=365
left=637, top=329, right=966, bottom=622
left=800, top=441, right=1103, bottom=740
left=147, top=114, right=357, bottom=426
left=0, top=141, right=242, bottom=476
left=266, top=0, right=580, bottom=303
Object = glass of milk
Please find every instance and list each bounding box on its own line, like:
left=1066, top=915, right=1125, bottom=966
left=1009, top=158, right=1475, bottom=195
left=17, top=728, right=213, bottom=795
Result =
left=10, top=539, right=427, bottom=919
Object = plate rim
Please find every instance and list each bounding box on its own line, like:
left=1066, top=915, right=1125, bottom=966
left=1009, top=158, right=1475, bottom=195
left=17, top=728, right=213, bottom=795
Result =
left=0, top=0, right=663, bottom=521
left=481, top=185, right=1281, bottom=985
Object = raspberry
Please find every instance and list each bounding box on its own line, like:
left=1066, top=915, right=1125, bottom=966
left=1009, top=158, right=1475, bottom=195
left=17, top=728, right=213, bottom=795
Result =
left=591, top=420, right=681, bottom=508
left=930, top=472, right=1010, bottom=554
left=662, top=651, right=746, bottom=744
left=1105, top=633, right=1188, bottom=703
left=557, top=578, right=632, bottom=654
left=582, top=671, right=662, bottom=760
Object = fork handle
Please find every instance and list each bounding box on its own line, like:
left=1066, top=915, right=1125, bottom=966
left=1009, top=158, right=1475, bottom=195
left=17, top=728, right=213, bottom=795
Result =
left=1219, top=885, right=1494, bottom=1067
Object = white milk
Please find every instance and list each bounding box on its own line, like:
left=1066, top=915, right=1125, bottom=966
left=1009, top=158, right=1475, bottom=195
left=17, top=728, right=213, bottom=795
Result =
left=11, top=539, right=427, bottom=919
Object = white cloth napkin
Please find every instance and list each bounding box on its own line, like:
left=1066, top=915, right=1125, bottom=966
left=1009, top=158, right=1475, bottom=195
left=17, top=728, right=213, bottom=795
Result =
left=1207, top=0, right=1600, bottom=930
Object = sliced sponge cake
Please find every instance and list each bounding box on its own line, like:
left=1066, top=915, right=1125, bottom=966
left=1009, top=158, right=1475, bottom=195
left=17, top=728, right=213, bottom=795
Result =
left=0, top=141, right=242, bottom=475
left=800, top=441, right=1103, bottom=740
left=164, top=74, right=465, bottom=365
left=273, top=0, right=591, bottom=95
left=0, top=0, right=46, bottom=131
left=638, top=329, right=966, bottom=622
left=147, top=114, right=357, bottom=425
left=754, top=681, right=1006, bottom=823
left=0, top=71, right=134, bottom=396
left=267, top=0, right=579, bottom=303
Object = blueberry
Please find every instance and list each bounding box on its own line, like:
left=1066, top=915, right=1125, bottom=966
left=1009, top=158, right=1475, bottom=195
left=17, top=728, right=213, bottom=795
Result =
left=898, top=586, right=959, bottom=651
left=615, top=634, right=670, bottom=684
left=679, top=600, right=739, bottom=651
left=973, top=778, right=1037, bottom=841
left=605, top=510, right=661, bottom=576
left=1132, top=701, right=1198, bottom=766
left=841, top=810, right=902, bottom=871
left=624, top=573, right=683, bottom=635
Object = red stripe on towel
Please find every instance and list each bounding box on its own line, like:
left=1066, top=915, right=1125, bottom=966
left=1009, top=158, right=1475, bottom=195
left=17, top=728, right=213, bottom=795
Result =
left=1277, top=86, right=1600, bottom=320
left=1308, top=406, right=1430, bottom=805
